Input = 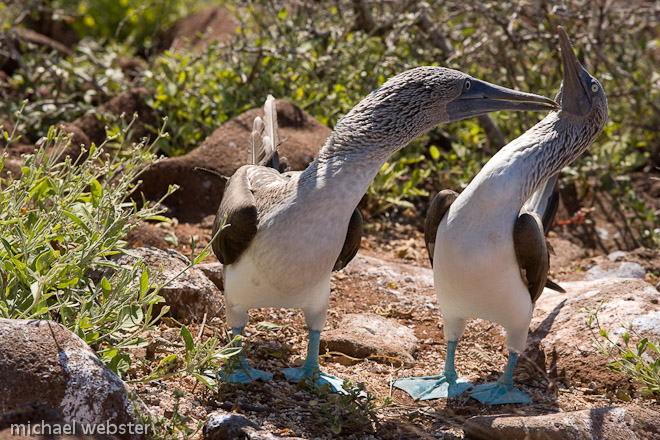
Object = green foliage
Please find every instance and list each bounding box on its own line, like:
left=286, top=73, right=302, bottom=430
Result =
left=367, top=149, right=430, bottom=214
left=586, top=304, right=660, bottom=398
left=1, top=39, right=137, bottom=141
left=55, top=0, right=190, bottom=47
left=137, top=324, right=241, bottom=392
left=305, top=378, right=390, bottom=435
left=0, top=119, right=173, bottom=374
left=143, top=44, right=249, bottom=156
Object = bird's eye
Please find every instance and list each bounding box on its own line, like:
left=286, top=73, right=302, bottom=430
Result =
left=465, top=80, right=471, bottom=90
left=591, top=83, right=599, bottom=93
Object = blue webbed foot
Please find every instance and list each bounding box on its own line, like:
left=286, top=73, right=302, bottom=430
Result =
left=217, top=327, right=272, bottom=383
left=392, top=374, right=473, bottom=400
left=469, top=351, right=532, bottom=405
left=283, top=329, right=348, bottom=394
left=220, top=357, right=273, bottom=384
left=469, top=381, right=532, bottom=405
left=283, top=365, right=347, bottom=394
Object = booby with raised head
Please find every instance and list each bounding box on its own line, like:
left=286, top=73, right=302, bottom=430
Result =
left=212, top=68, right=559, bottom=392
left=393, top=26, right=608, bottom=404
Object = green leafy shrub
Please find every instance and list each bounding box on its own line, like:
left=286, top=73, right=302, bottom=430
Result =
left=1, top=39, right=136, bottom=141
left=587, top=305, right=660, bottom=398
left=0, top=118, right=174, bottom=373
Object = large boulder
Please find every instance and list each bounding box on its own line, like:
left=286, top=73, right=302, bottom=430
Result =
left=0, top=319, right=146, bottom=440
left=137, top=99, right=331, bottom=222
left=95, top=246, right=224, bottom=323
left=526, top=277, right=660, bottom=393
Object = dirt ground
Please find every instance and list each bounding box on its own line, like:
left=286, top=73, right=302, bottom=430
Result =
left=125, top=180, right=660, bottom=439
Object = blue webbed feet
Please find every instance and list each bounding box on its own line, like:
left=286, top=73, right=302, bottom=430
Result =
left=394, top=340, right=472, bottom=400
left=468, top=381, right=532, bottom=405
left=220, top=357, right=273, bottom=383
left=282, top=329, right=348, bottom=394
left=283, top=365, right=347, bottom=394
left=468, top=351, right=532, bottom=405
left=392, top=374, right=473, bottom=400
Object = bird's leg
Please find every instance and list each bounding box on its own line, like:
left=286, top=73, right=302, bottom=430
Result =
left=219, top=327, right=273, bottom=383
left=468, top=351, right=532, bottom=405
left=282, top=329, right=347, bottom=393
left=392, top=340, right=473, bottom=400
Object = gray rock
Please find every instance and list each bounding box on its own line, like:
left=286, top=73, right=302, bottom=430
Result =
left=197, top=262, right=224, bottom=291
left=103, top=247, right=224, bottom=323
left=607, top=250, right=627, bottom=261
left=344, top=254, right=434, bottom=290
left=586, top=261, right=646, bottom=280
left=465, top=406, right=660, bottom=440
left=0, top=402, right=109, bottom=439
left=204, top=411, right=305, bottom=440
left=320, top=313, right=418, bottom=366
left=204, top=412, right=259, bottom=440
left=0, top=319, right=146, bottom=440
left=534, top=278, right=660, bottom=345
left=528, top=278, right=660, bottom=390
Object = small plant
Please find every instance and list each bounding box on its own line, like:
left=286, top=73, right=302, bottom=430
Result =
left=137, top=389, right=203, bottom=440
left=306, top=378, right=390, bottom=435
left=586, top=304, right=660, bottom=398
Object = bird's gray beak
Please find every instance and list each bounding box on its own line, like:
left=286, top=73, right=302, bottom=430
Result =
left=558, top=26, right=592, bottom=116
left=445, top=79, right=559, bottom=122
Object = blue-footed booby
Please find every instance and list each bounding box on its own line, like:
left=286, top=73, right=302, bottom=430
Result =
left=393, top=26, right=608, bottom=404
left=212, top=69, right=558, bottom=392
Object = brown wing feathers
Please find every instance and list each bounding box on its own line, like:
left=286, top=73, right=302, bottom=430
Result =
left=424, top=190, right=458, bottom=267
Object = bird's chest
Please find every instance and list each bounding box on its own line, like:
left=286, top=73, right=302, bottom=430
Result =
left=435, top=202, right=519, bottom=293
left=247, top=208, right=348, bottom=290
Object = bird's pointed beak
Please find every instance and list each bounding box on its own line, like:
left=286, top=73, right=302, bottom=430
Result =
left=558, top=25, right=592, bottom=116
left=445, top=79, right=559, bottom=122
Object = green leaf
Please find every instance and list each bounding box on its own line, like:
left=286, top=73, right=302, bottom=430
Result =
left=29, top=280, right=41, bottom=305
left=429, top=145, right=440, bottom=161
left=180, top=325, right=195, bottom=353
left=57, top=277, right=79, bottom=289
left=90, top=179, right=102, bottom=207
left=256, top=321, right=284, bottom=332
left=163, top=231, right=178, bottom=247
left=62, top=208, right=91, bottom=234
left=155, top=354, right=178, bottom=373
left=193, top=372, right=218, bottom=392
left=101, top=277, right=112, bottom=303
left=139, top=268, right=149, bottom=296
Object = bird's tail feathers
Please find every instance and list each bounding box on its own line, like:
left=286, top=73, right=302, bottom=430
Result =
left=526, top=173, right=566, bottom=294
left=248, top=94, right=280, bottom=170
left=524, top=173, right=560, bottom=235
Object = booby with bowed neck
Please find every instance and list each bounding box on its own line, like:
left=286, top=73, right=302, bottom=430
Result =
left=212, top=68, right=558, bottom=392
left=393, top=27, right=608, bottom=404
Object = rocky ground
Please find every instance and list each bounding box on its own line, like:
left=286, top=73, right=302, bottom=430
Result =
left=121, top=199, right=660, bottom=439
